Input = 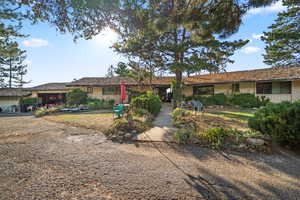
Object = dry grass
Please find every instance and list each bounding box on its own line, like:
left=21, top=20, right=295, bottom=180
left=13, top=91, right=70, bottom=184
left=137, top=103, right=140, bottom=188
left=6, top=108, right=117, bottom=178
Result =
left=44, top=113, right=114, bottom=132
left=175, top=111, right=250, bottom=133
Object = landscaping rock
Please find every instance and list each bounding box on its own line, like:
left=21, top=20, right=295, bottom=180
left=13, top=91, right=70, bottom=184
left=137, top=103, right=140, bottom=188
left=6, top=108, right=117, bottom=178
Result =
left=124, top=133, right=133, bottom=140
left=118, top=131, right=126, bottom=136
left=191, top=137, right=201, bottom=144
left=246, top=138, right=265, bottom=146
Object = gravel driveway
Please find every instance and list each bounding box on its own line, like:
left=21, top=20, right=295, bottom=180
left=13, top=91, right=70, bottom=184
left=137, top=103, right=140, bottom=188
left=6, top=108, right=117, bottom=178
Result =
left=0, top=115, right=300, bottom=200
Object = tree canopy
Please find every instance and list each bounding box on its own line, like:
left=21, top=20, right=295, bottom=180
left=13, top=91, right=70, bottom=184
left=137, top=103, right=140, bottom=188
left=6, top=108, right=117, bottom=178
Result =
left=262, top=1, right=300, bottom=67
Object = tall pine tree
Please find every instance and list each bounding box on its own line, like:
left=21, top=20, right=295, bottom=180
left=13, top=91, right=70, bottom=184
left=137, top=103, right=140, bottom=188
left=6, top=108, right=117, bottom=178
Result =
left=262, top=1, right=300, bottom=67
left=0, top=39, right=29, bottom=88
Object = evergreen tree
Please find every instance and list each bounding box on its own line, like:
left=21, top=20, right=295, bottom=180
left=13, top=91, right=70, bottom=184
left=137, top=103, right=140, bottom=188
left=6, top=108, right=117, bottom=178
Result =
left=114, top=62, right=130, bottom=77
left=262, top=1, right=300, bottom=67
left=0, top=39, right=29, bottom=88
left=106, top=65, right=115, bottom=77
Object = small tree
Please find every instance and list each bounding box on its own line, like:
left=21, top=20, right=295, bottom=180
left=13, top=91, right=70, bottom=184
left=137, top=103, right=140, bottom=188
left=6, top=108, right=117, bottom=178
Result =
left=66, top=89, right=88, bottom=106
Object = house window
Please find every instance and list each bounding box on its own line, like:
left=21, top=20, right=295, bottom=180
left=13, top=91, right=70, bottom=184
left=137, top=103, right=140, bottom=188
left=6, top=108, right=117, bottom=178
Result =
left=193, top=85, right=214, bottom=95
left=256, top=82, right=272, bottom=94
left=232, top=83, right=240, bottom=93
left=256, top=81, right=291, bottom=94
left=87, top=87, right=93, bottom=94
left=279, top=81, right=291, bottom=94
left=103, top=86, right=120, bottom=95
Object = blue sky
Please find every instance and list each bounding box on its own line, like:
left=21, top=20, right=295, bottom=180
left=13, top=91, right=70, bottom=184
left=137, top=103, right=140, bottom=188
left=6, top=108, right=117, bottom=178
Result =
left=18, top=1, right=286, bottom=87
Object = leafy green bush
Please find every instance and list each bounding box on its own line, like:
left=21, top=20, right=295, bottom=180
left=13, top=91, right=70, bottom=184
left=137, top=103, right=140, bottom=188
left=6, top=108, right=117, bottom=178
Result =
left=185, top=93, right=269, bottom=108
left=229, top=93, right=269, bottom=108
left=66, top=89, right=88, bottom=106
left=131, top=92, right=161, bottom=115
left=86, top=101, right=103, bottom=110
left=86, top=98, right=115, bottom=110
left=214, top=93, right=228, bottom=105
left=20, top=97, right=38, bottom=105
left=173, top=128, right=193, bottom=144
left=248, top=101, right=300, bottom=147
left=200, top=127, right=228, bottom=149
left=35, top=107, right=59, bottom=117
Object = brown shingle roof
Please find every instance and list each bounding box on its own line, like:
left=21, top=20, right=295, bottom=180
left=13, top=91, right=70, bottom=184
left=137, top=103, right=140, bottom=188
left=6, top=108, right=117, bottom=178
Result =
left=30, top=83, right=69, bottom=91
left=185, top=67, right=300, bottom=85
left=64, top=67, right=300, bottom=87
left=0, top=88, right=31, bottom=97
left=67, top=77, right=174, bottom=86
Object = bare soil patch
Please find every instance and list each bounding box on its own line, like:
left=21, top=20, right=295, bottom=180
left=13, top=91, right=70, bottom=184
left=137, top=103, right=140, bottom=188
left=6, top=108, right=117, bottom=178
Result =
left=44, top=113, right=114, bottom=132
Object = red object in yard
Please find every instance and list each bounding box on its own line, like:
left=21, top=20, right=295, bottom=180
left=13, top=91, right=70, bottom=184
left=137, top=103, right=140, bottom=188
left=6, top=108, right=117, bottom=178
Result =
left=120, top=82, right=126, bottom=102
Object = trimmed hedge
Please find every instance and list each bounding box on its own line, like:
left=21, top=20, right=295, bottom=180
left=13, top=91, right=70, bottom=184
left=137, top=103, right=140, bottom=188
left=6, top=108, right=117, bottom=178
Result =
left=248, top=101, right=300, bottom=147
left=20, top=97, right=38, bottom=105
left=131, top=92, right=161, bottom=116
left=185, top=93, right=269, bottom=108
left=86, top=98, right=115, bottom=110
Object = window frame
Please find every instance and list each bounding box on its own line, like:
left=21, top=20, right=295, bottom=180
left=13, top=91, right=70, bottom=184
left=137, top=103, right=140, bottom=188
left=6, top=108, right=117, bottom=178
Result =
left=102, top=86, right=120, bottom=95
left=193, top=85, right=214, bottom=96
left=87, top=87, right=93, bottom=94
left=256, top=81, right=291, bottom=94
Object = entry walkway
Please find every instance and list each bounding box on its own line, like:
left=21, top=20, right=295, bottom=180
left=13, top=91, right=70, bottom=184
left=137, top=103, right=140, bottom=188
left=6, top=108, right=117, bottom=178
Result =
left=135, top=103, right=176, bottom=142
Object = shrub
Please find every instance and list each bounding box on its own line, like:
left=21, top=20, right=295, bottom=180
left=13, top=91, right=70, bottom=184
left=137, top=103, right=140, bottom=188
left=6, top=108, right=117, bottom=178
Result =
left=20, top=97, right=38, bottom=105
left=248, top=101, right=300, bottom=147
left=173, top=128, right=193, bottom=144
left=214, top=93, right=228, bottom=105
left=200, top=127, right=228, bottom=149
left=229, top=93, right=269, bottom=108
left=87, top=101, right=103, bottom=110
left=131, top=92, right=161, bottom=115
left=66, top=89, right=88, bottom=106
left=171, top=108, right=193, bottom=121
left=35, top=107, right=59, bottom=117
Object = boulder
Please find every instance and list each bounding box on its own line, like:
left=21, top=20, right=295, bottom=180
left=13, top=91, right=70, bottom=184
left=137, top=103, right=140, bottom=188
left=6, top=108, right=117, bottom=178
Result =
left=246, top=138, right=265, bottom=146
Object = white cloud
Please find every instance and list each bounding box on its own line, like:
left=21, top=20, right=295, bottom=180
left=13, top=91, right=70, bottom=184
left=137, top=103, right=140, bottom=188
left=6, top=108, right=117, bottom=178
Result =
left=242, top=46, right=261, bottom=54
left=22, top=38, right=49, bottom=48
left=248, top=1, right=286, bottom=15
left=252, top=33, right=264, bottom=40
left=92, top=28, right=119, bottom=46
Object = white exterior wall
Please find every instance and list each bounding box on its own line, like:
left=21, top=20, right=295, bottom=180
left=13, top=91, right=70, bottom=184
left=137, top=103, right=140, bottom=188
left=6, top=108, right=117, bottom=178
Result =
left=214, top=84, right=232, bottom=95
left=256, top=94, right=292, bottom=103
left=292, top=80, right=300, bottom=102
left=240, top=82, right=256, bottom=94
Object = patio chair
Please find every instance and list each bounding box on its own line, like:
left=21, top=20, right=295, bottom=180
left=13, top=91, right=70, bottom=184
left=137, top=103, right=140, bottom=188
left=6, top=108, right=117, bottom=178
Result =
left=113, top=104, right=124, bottom=118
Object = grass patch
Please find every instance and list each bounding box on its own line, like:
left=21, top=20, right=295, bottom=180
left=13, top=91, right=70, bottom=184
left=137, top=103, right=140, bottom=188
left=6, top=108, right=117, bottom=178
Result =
left=207, top=110, right=254, bottom=121
left=44, top=113, right=114, bottom=132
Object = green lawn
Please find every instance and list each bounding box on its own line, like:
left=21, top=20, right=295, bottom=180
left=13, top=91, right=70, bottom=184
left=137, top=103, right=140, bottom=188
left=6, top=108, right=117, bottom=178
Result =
left=207, top=110, right=255, bottom=121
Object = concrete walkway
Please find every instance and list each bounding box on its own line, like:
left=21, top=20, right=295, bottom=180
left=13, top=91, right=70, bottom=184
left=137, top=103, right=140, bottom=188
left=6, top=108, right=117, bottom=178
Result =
left=135, top=103, right=177, bottom=142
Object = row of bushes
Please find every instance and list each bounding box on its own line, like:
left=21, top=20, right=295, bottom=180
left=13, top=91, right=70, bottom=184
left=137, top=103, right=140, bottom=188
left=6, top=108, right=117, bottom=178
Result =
left=249, top=101, right=300, bottom=148
left=185, top=93, right=270, bottom=108
left=86, top=98, right=115, bottom=110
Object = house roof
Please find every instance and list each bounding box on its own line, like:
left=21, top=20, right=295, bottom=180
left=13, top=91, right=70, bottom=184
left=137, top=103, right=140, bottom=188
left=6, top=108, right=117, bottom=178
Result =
left=30, top=82, right=69, bottom=91
left=67, top=76, right=174, bottom=87
left=68, top=67, right=300, bottom=87
left=0, top=88, right=31, bottom=97
left=185, top=66, right=300, bottom=85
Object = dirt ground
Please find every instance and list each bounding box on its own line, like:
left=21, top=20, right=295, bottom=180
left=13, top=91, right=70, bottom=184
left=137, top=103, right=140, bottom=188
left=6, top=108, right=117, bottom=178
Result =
left=0, top=115, right=300, bottom=200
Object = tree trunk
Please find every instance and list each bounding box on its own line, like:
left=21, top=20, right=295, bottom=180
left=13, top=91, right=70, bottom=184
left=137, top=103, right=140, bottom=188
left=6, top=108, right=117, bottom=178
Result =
left=9, top=58, right=12, bottom=88
left=173, top=69, right=182, bottom=109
